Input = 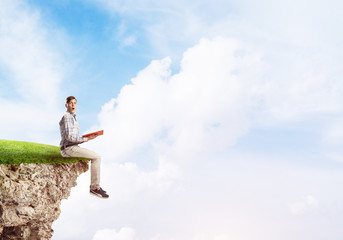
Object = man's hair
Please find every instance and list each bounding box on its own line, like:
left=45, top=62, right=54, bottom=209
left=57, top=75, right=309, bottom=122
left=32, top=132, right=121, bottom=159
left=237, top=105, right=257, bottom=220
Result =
left=66, top=96, right=77, bottom=103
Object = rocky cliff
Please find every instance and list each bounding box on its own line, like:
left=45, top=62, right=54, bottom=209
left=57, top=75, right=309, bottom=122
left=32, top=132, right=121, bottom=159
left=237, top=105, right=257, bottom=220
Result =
left=0, top=161, right=89, bottom=240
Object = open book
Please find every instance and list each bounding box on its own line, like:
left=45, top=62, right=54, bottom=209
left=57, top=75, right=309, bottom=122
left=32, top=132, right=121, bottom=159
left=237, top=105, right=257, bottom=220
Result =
left=82, top=130, right=104, bottom=138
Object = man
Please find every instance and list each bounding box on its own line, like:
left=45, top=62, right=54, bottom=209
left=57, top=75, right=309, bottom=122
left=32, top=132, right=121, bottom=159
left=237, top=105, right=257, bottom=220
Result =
left=59, top=96, right=109, bottom=199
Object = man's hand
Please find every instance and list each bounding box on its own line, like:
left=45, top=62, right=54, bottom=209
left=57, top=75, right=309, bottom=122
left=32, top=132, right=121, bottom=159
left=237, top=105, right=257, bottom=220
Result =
left=87, top=135, right=98, bottom=141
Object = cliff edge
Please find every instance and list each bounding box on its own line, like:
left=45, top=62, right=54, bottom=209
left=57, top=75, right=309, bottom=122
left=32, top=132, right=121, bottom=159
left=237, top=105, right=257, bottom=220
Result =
left=0, top=161, right=89, bottom=240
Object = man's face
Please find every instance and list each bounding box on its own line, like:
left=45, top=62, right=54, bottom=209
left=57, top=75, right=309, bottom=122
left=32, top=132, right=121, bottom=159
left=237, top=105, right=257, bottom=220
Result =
left=66, top=99, right=77, bottom=114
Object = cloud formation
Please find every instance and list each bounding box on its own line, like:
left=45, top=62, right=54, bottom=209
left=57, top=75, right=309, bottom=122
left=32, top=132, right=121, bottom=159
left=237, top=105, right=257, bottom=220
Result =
left=91, top=37, right=262, bottom=165
left=93, top=227, right=136, bottom=240
left=75, top=35, right=343, bottom=239
left=290, top=195, right=320, bottom=216
left=90, top=32, right=343, bottom=165
left=0, top=0, right=66, bottom=143
left=88, top=0, right=343, bottom=65
left=0, top=0, right=65, bottom=104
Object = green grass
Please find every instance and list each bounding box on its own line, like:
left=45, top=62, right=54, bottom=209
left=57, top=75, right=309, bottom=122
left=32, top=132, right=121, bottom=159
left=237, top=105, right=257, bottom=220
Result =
left=0, top=139, right=89, bottom=165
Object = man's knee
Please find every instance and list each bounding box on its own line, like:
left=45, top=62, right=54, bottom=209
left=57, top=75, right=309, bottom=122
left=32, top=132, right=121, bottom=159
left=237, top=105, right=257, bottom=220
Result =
left=91, top=154, right=101, bottom=163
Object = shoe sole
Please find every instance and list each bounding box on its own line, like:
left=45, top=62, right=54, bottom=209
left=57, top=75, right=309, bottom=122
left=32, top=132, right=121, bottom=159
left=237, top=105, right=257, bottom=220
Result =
left=90, top=191, right=109, bottom=199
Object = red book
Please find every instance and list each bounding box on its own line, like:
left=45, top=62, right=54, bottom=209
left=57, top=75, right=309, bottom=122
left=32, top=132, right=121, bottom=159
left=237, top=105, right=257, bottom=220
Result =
left=82, top=130, right=104, bottom=138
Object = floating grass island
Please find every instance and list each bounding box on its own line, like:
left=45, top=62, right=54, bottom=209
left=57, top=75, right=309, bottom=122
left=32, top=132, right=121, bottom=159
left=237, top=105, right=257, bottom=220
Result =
left=0, top=139, right=89, bottom=164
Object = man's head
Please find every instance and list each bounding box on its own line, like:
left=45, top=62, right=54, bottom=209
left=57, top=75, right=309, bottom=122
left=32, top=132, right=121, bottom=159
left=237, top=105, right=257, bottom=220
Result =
left=65, top=96, right=77, bottom=114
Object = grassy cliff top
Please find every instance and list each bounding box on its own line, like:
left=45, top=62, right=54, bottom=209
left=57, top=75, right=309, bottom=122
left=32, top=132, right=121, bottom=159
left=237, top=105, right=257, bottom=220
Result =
left=0, top=140, right=89, bottom=165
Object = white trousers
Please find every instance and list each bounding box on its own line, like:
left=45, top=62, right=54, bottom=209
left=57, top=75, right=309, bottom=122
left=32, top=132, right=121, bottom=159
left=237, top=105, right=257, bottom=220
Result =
left=61, top=145, right=101, bottom=190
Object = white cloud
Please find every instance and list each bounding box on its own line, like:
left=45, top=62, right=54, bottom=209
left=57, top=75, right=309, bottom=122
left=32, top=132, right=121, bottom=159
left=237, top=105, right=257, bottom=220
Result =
left=90, top=34, right=343, bottom=168
left=88, top=0, right=343, bottom=64
left=100, top=160, right=181, bottom=204
left=0, top=0, right=67, bottom=143
left=121, top=35, right=136, bottom=48
left=76, top=35, right=343, bottom=240
left=0, top=0, right=64, bottom=105
left=114, top=21, right=137, bottom=48
left=93, top=227, right=136, bottom=240
left=52, top=158, right=182, bottom=240
left=192, top=234, right=230, bottom=240
left=289, top=195, right=321, bottom=216
left=90, top=37, right=262, bottom=166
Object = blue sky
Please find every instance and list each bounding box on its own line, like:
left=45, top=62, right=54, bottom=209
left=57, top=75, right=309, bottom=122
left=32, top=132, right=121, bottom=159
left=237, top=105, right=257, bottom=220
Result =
left=26, top=0, right=157, bottom=128
left=2, top=0, right=343, bottom=239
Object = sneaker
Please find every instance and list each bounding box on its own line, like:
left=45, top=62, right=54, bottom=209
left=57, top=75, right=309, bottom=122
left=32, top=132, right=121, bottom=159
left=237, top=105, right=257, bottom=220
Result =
left=90, top=187, right=109, bottom=198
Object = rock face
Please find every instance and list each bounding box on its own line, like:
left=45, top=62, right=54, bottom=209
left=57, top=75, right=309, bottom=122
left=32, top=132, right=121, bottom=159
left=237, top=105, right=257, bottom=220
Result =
left=0, top=161, right=89, bottom=240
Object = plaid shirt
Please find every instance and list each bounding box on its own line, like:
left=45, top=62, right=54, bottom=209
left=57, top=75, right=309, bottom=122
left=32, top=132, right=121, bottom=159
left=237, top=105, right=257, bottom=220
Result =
left=59, top=111, right=87, bottom=149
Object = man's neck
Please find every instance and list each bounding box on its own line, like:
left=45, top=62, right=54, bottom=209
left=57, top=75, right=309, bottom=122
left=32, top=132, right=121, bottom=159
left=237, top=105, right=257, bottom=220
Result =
left=67, top=111, right=76, bottom=116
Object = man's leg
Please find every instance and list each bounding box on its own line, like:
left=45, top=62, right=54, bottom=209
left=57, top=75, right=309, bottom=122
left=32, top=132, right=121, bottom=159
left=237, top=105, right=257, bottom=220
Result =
left=62, top=145, right=101, bottom=190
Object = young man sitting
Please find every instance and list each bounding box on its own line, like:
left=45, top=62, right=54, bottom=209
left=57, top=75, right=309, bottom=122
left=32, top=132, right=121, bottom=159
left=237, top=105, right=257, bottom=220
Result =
left=59, top=96, right=109, bottom=199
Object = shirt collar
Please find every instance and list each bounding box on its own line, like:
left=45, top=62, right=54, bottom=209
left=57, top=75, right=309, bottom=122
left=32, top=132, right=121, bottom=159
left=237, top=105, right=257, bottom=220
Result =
left=67, top=111, right=77, bottom=119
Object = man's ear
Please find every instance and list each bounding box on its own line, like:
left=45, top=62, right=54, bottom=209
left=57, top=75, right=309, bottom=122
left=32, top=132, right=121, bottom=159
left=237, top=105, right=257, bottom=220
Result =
left=65, top=103, right=68, bottom=108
